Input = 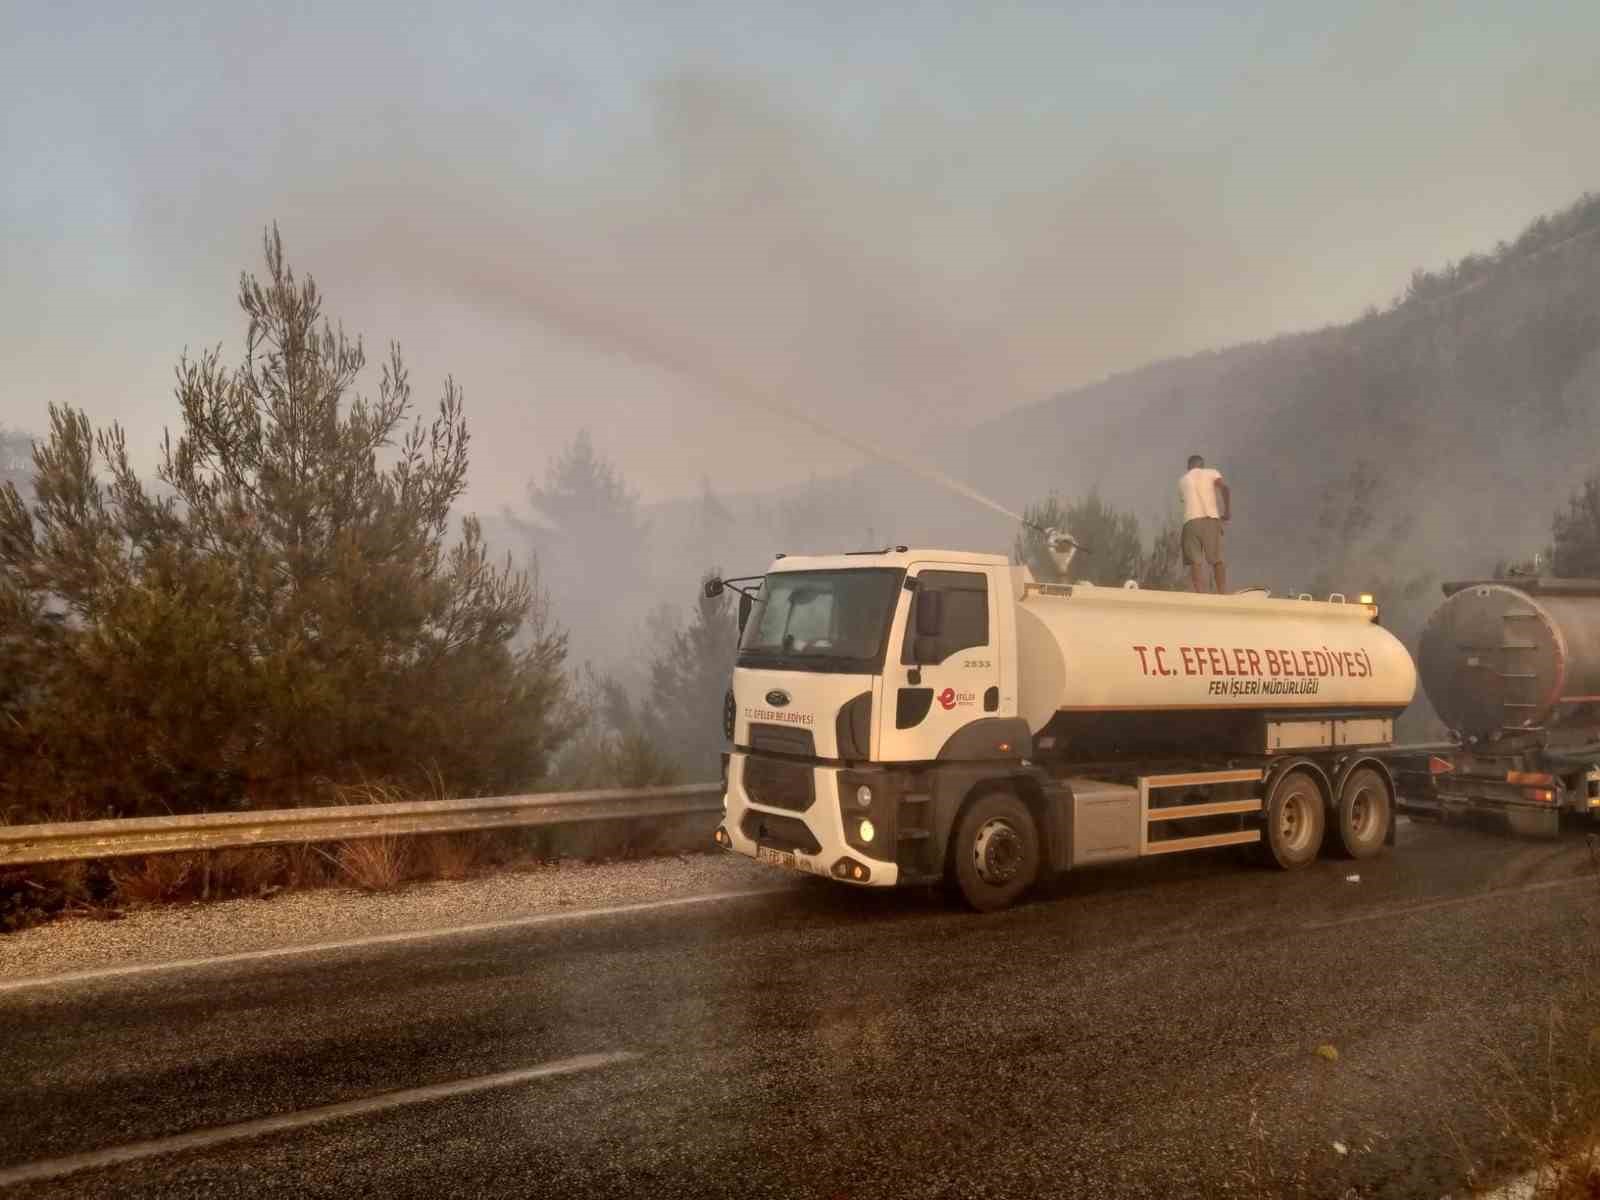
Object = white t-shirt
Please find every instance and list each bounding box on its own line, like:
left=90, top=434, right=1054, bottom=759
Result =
left=1179, top=467, right=1224, bottom=522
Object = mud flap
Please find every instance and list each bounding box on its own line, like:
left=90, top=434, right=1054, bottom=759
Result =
left=1504, top=805, right=1560, bottom=839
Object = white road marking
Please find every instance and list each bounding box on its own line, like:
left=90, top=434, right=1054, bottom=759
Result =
left=1301, top=873, right=1598, bottom=931
left=0, top=887, right=783, bottom=996
left=0, top=1051, right=637, bottom=1189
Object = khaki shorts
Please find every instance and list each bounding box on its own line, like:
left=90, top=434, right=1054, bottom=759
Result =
left=1181, top=517, right=1224, bottom=566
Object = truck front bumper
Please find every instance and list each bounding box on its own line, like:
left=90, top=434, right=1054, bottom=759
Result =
left=715, top=752, right=900, bottom=887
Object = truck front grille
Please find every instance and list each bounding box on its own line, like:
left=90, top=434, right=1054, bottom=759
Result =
left=743, top=755, right=815, bottom=812
left=747, top=723, right=816, bottom=757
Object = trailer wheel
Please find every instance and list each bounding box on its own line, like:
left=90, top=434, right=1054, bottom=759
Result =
left=1335, top=766, right=1391, bottom=859
left=949, top=791, right=1039, bottom=913
left=1261, top=768, right=1325, bottom=870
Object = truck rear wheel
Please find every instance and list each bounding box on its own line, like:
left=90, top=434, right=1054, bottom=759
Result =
left=1334, top=766, right=1391, bottom=859
left=1261, top=768, right=1325, bottom=870
left=949, top=791, right=1039, bottom=913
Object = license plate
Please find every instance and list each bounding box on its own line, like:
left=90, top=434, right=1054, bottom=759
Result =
left=756, top=845, right=797, bottom=870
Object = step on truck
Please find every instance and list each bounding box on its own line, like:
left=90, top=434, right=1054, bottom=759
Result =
left=707, top=543, right=1418, bottom=912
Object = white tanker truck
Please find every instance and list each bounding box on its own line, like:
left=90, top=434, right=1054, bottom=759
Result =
left=708, top=540, right=1417, bottom=911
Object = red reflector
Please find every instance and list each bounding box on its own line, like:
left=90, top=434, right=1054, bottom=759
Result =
left=1428, top=756, right=1454, bottom=776
left=1507, top=770, right=1554, bottom=786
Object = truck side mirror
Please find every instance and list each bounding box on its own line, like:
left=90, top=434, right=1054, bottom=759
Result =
left=912, top=636, right=943, bottom=665
left=703, top=578, right=725, bottom=599
left=737, top=593, right=753, bottom=636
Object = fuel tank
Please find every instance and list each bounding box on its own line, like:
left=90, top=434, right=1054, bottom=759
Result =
left=1417, top=578, right=1600, bottom=740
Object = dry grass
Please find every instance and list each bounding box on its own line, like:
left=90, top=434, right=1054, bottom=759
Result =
left=413, top=834, right=481, bottom=881
left=1468, top=870, right=1600, bottom=1199
left=330, top=770, right=448, bottom=809
left=109, top=854, right=202, bottom=905
left=109, top=848, right=292, bottom=906
left=211, top=847, right=284, bottom=897
left=1533, top=1143, right=1600, bottom=1199
left=1442, top=898, right=1600, bottom=1200
left=321, top=773, right=440, bottom=891
left=283, top=842, right=333, bottom=889
left=1233, top=1077, right=1328, bottom=1200
left=1452, top=1008, right=1600, bottom=1199
left=333, top=837, right=409, bottom=891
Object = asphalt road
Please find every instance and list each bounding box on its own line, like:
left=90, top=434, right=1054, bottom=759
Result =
left=4, top=818, right=1599, bottom=1199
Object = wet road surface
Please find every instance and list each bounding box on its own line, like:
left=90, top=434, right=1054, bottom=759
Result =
left=4, top=818, right=1598, bottom=1199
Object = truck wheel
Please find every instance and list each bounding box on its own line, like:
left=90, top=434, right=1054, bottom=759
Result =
left=1334, top=766, right=1391, bottom=859
left=1260, top=768, right=1325, bottom=870
left=949, top=791, right=1039, bottom=913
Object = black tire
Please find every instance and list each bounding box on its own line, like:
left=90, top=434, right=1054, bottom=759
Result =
left=1334, top=766, right=1392, bottom=859
left=1260, top=768, right=1325, bottom=870
left=948, top=790, right=1040, bottom=913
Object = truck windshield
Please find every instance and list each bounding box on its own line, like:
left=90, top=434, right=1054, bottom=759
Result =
left=738, top=568, right=905, bottom=674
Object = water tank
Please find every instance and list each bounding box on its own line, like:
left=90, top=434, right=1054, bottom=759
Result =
left=1418, top=579, right=1600, bottom=740
left=1013, top=583, right=1416, bottom=734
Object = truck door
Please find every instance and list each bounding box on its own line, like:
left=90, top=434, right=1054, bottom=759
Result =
left=876, top=564, right=1005, bottom=762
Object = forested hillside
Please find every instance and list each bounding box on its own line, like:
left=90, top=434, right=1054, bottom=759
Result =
left=629, top=192, right=1600, bottom=670
left=590, top=192, right=1600, bottom=738
left=943, top=191, right=1600, bottom=594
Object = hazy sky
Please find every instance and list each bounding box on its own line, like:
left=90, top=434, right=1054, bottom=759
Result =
left=5, top=0, right=1598, bottom=509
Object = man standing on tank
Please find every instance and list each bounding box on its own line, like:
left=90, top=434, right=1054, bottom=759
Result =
left=1179, top=454, right=1231, bottom=593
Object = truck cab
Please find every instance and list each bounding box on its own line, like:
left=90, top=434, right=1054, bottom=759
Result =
left=730, top=549, right=1023, bottom=765
left=714, top=549, right=1027, bottom=896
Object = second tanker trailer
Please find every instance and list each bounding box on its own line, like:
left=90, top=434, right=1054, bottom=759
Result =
left=708, top=544, right=1417, bottom=911
left=1409, top=576, right=1600, bottom=835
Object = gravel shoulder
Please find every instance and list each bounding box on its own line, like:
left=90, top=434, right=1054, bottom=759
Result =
left=0, top=852, right=786, bottom=982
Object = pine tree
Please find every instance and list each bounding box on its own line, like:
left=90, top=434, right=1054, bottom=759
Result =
left=519, top=430, right=650, bottom=671
left=1552, top=475, right=1600, bottom=577
left=547, top=664, right=678, bottom=790
left=1013, top=491, right=1144, bottom=586
left=0, top=227, right=571, bottom=819
left=644, top=571, right=738, bottom=779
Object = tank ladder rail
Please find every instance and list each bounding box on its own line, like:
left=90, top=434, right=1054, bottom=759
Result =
left=1137, top=769, right=1264, bottom=857
left=1499, top=609, right=1541, bottom=732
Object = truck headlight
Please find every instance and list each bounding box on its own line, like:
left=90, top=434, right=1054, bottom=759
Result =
left=840, top=770, right=896, bottom=858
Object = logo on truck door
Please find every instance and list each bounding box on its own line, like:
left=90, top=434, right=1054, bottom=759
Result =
left=765, top=690, right=790, bottom=707
left=936, top=687, right=976, bottom=711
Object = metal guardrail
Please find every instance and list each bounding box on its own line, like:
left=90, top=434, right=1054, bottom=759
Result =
left=0, top=783, right=724, bottom=868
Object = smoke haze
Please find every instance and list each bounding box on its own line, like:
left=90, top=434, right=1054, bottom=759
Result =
left=7, top=3, right=1600, bottom=511
left=8, top=2, right=1600, bottom=713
